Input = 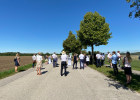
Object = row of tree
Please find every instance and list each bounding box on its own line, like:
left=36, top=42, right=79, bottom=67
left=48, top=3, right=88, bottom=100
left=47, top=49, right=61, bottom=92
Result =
left=63, top=12, right=112, bottom=57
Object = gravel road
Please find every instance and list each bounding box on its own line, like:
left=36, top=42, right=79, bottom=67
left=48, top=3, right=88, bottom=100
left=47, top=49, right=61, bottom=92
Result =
left=0, top=60, right=140, bottom=100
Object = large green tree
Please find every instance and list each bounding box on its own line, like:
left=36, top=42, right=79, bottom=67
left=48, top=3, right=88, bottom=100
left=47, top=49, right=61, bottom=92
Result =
left=77, top=11, right=112, bottom=57
left=126, top=0, right=140, bottom=18
left=63, top=31, right=82, bottom=54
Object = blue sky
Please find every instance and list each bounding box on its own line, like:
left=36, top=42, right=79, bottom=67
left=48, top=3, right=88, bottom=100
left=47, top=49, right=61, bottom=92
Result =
left=0, top=0, right=140, bottom=53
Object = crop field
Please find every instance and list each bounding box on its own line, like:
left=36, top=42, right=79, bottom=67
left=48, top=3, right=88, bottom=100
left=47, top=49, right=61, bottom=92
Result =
left=121, top=55, right=139, bottom=60
left=0, top=56, right=32, bottom=72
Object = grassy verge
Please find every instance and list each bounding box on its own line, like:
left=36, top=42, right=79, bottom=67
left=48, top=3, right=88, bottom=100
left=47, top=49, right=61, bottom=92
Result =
left=104, top=56, right=140, bottom=71
left=0, top=64, right=32, bottom=79
left=131, top=60, right=140, bottom=71
left=89, top=64, right=140, bottom=93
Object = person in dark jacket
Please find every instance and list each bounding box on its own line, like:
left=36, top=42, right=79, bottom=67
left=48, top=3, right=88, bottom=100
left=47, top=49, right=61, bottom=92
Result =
left=73, top=53, right=78, bottom=69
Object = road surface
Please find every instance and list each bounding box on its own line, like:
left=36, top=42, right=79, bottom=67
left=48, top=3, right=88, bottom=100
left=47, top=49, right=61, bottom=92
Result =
left=0, top=60, right=140, bottom=100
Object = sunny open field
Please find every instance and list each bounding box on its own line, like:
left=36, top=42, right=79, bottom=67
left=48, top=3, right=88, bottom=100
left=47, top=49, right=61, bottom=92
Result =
left=0, top=56, right=32, bottom=72
left=122, top=55, right=140, bottom=60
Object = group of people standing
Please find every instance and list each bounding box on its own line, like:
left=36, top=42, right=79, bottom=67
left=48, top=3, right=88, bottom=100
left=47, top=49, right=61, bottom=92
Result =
left=73, top=52, right=90, bottom=70
left=32, top=52, right=58, bottom=75
left=107, top=51, right=132, bottom=84
left=32, top=53, right=43, bottom=75
left=14, top=50, right=132, bottom=84
left=60, top=51, right=90, bottom=76
left=107, top=51, right=121, bottom=76
left=95, top=52, right=105, bottom=67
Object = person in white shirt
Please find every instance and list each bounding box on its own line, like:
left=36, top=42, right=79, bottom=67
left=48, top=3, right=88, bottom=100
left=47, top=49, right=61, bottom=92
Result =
left=61, top=51, right=68, bottom=76
left=86, top=55, right=90, bottom=65
left=79, top=52, right=84, bottom=69
left=68, top=55, right=72, bottom=66
left=117, top=51, right=121, bottom=67
left=36, top=52, right=43, bottom=75
left=101, top=53, right=105, bottom=66
left=52, top=52, right=57, bottom=67
left=96, top=52, right=101, bottom=67
left=32, top=54, right=36, bottom=68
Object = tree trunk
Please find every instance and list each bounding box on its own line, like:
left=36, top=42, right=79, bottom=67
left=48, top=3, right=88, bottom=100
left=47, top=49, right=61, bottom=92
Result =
left=91, top=45, right=94, bottom=64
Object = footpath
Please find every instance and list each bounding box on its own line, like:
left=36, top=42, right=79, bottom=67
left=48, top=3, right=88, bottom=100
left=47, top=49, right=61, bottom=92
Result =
left=0, top=61, right=140, bottom=100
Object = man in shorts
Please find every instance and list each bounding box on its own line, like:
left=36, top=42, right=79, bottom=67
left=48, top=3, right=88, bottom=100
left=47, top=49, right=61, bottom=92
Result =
left=36, top=52, right=43, bottom=75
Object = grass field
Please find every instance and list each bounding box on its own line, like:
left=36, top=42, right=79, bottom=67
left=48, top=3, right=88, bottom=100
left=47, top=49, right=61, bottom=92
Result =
left=0, top=56, right=32, bottom=72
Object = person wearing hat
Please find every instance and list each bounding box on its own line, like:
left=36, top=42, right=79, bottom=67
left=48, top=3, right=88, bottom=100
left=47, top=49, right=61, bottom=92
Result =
left=61, top=51, right=68, bottom=76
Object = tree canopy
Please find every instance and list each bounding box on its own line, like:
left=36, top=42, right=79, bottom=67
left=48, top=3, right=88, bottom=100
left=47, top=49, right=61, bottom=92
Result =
left=126, top=0, right=140, bottom=18
left=63, top=31, right=82, bottom=54
left=77, top=12, right=112, bottom=56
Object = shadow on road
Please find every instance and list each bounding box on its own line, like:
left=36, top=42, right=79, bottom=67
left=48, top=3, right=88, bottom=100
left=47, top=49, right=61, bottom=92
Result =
left=105, top=78, right=129, bottom=90
left=56, top=63, right=59, bottom=67
left=19, top=70, right=25, bottom=72
left=65, top=71, right=70, bottom=76
left=41, top=71, right=48, bottom=75
left=104, top=70, right=140, bottom=93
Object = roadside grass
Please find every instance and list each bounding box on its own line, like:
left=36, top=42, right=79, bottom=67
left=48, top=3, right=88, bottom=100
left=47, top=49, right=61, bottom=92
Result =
left=0, top=64, right=32, bottom=79
left=89, top=64, right=140, bottom=93
left=131, top=60, right=140, bottom=71
left=105, top=56, right=140, bottom=71
left=0, top=60, right=46, bottom=80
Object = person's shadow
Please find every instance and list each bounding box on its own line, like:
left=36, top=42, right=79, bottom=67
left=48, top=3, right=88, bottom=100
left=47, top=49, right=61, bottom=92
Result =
left=41, top=71, right=48, bottom=74
left=56, top=63, right=59, bottom=67
left=65, top=71, right=70, bottom=76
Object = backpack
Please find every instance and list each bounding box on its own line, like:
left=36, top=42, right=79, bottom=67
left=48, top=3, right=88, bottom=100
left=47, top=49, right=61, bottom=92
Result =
left=121, top=57, right=126, bottom=70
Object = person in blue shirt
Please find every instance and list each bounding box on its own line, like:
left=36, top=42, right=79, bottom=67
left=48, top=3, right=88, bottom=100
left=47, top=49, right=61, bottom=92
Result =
left=110, top=51, right=118, bottom=75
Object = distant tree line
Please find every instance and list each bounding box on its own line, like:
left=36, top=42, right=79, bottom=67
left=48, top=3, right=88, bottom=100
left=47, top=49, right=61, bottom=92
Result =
left=0, top=52, right=54, bottom=56
left=121, top=52, right=140, bottom=55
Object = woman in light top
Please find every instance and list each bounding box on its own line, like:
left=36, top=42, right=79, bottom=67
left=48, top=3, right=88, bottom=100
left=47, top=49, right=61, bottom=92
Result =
left=122, top=52, right=132, bottom=84
left=14, top=53, right=20, bottom=72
